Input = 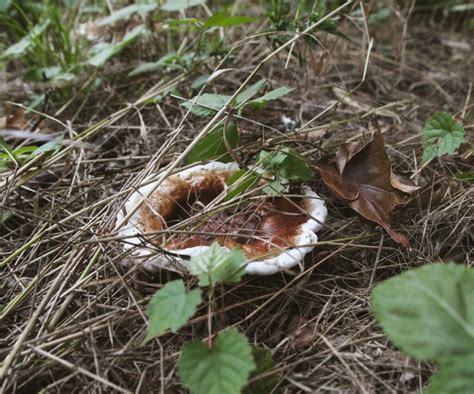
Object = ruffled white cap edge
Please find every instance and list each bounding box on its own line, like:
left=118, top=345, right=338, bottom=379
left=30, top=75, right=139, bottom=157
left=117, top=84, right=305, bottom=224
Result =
left=116, top=161, right=327, bottom=275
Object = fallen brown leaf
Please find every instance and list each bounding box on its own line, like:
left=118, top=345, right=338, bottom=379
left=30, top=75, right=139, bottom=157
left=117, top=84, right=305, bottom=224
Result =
left=314, top=130, right=416, bottom=247
left=3, top=103, right=26, bottom=130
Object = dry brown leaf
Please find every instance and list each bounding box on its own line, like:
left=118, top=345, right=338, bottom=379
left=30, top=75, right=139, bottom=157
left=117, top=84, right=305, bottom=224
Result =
left=314, top=130, right=416, bottom=247
left=3, top=103, right=26, bottom=130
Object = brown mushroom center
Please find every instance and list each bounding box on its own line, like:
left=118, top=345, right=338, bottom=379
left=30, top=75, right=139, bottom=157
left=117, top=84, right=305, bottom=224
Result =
left=139, top=170, right=309, bottom=258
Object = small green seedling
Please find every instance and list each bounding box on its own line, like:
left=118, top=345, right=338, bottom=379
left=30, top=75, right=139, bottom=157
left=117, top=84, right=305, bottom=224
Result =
left=421, top=112, right=465, bottom=163
left=145, top=242, right=264, bottom=394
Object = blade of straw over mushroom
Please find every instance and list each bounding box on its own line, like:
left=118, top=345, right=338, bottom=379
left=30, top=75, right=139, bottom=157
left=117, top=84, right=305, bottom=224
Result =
left=116, top=161, right=327, bottom=275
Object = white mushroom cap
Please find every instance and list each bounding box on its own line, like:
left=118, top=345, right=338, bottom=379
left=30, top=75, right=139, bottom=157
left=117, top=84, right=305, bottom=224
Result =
left=116, top=161, right=327, bottom=275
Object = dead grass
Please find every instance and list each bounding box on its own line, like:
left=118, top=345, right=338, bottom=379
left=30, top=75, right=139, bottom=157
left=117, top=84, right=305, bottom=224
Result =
left=1, top=2, right=473, bottom=393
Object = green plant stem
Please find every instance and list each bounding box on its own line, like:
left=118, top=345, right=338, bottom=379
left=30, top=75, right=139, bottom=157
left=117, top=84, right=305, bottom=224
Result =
left=207, top=281, right=214, bottom=348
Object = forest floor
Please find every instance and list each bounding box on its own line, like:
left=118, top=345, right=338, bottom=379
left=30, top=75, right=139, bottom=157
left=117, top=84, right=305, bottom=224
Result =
left=1, top=1, right=473, bottom=393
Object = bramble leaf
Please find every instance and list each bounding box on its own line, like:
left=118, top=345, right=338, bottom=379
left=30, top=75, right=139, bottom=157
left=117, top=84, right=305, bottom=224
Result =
left=186, top=123, right=238, bottom=164
left=426, top=355, right=474, bottom=394
left=144, top=280, right=201, bottom=342
left=187, top=241, right=246, bottom=286
left=371, top=263, right=474, bottom=361
left=178, top=328, right=256, bottom=394
left=256, top=146, right=312, bottom=196
left=422, top=112, right=465, bottom=163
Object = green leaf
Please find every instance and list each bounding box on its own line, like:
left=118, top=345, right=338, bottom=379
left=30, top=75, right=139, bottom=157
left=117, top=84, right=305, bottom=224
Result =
left=453, top=171, right=474, bottom=183
left=1, top=209, right=13, bottom=224
left=204, top=12, right=257, bottom=28
left=165, top=17, right=202, bottom=27
left=87, top=25, right=146, bottom=67
left=278, top=149, right=312, bottom=181
left=422, top=112, right=465, bottom=163
left=244, top=347, right=278, bottom=394
left=97, top=4, right=157, bottom=26
left=249, top=86, right=294, bottom=108
left=178, top=328, right=256, bottom=394
left=310, top=12, right=350, bottom=41
left=191, top=74, right=210, bottom=89
left=255, top=146, right=312, bottom=196
left=225, top=169, right=260, bottom=201
left=181, top=93, right=231, bottom=116
left=1, top=20, right=50, bottom=59
left=426, top=355, right=474, bottom=394
left=187, top=241, right=246, bottom=286
left=186, top=123, right=238, bottom=164
left=144, top=280, right=201, bottom=342
left=0, top=0, right=12, bottom=12
left=33, top=138, right=62, bottom=155
left=371, top=263, right=474, bottom=361
left=235, top=80, right=266, bottom=108
left=128, top=62, right=160, bottom=77
left=87, top=43, right=116, bottom=67
left=262, top=178, right=287, bottom=196
left=162, top=0, right=205, bottom=12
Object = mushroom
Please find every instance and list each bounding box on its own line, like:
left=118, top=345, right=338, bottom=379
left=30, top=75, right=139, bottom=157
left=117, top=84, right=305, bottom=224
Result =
left=116, top=161, right=327, bottom=275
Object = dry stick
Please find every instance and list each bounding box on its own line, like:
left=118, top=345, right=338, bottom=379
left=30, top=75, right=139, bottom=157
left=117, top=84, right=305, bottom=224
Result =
left=28, top=346, right=131, bottom=394
left=0, top=251, right=77, bottom=380
left=113, top=0, right=354, bottom=232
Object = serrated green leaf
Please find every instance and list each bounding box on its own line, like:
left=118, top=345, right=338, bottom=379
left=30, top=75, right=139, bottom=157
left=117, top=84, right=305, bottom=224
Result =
left=249, top=86, right=294, bottom=108
left=204, top=12, right=257, bottom=28
left=186, top=123, right=238, bottom=164
left=225, top=169, right=260, bottom=201
left=144, top=280, right=201, bottom=342
left=178, top=328, right=256, bottom=394
left=181, top=93, right=231, bottom=116
left=262, top=178, right=287, bottom=196
left=1, top=20, right=50, bottom=59
left=426, top=355, right=474, bottom=394
left=187, top=242, right=246, bottom=286
left=371, top=263, right=474, bottom=361
left=162, top=0, right=205, bottom=12
left=255, top=146, right=312, bottom=196
left=421, top=112, right=465, bottom=163
left=235, top=80, right=266, bottom=108
left=97, top=4, right=157, bottom=26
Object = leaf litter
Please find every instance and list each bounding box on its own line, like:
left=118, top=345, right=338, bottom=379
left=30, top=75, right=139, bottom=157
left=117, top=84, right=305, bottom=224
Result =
left=314, top=129, right=418, bottom=247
